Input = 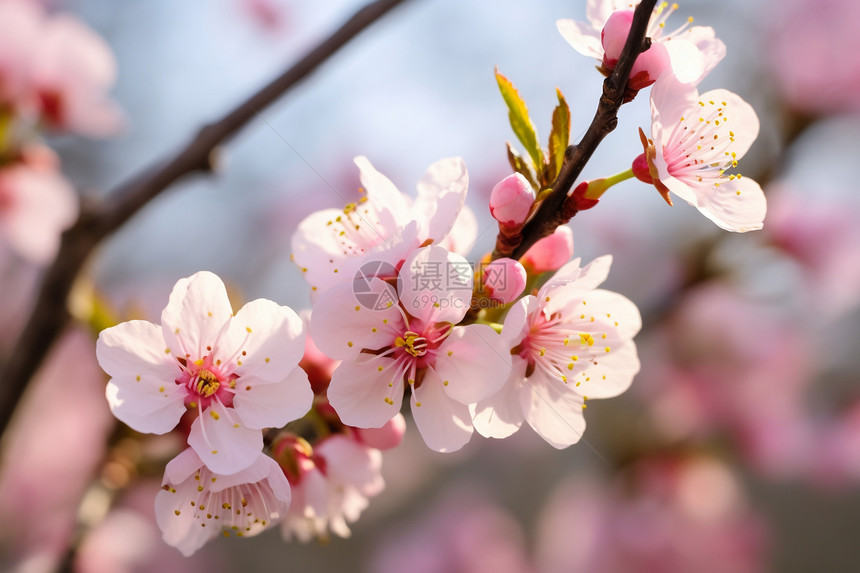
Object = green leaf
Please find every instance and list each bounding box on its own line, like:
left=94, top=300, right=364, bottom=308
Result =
left=506, top=143, right=538, bottom=191
left=496, top=68, right=544, bottom=173
left=547, top=87, right=571, bottom=184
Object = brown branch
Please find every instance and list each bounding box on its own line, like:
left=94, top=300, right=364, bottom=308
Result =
left=0, top=0, right=411, bottom=439
left=498, top=0, right=658, bottom=261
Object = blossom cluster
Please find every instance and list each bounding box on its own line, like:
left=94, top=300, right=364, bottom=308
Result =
left=0, top=0, right=122, bottom=264
left=89, top=0, right=774, bottom=558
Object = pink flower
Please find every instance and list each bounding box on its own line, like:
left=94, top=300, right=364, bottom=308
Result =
left=536, top=457, right=769, bottom=573
left=473, top=255, right=641, bottom=448
left=155, top=448, right=290, bottom=556
left=520, top=225, right=574, bottom=274
left=371, top=489, right=536, bottom=573
left=601, top=10, right=669, bottom=91
left=291, top=156, right=468, bottom=298
left=0, top=328, right=113, bottom=571
left=489, top=173, right=535, bottom=227
left=767, top=0, right=860, bottom=115
left=97, top=271, right=313, bottom=474
left=0, top=158, right=77, bottom=264
left=278, top=434, right=385, bottom=542
left=312, top=245, right=510, bottom=452
left=557, top=0, right=725, bottom=86
left=481, top=258, right=527, bottom=305
left=639, top=76, right=766, bottom=232
left=0, top=0, right=123, bottom=136
left=765, top=187, right=860, bottom=315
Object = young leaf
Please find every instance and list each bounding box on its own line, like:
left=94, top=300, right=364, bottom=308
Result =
left=506, top=143, right=539, bottom=191
left=547, top=87, right=571, bottom=184
left=496, top=68, right=544, bottom=173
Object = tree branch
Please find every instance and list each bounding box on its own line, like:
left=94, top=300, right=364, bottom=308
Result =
left=0, top=0, right=411, bottom=438
left=502, top=0, right=657, bottom=261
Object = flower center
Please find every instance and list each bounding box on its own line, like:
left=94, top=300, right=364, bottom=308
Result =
left=195, top=369, right=220, bottom=397
left=395, top=331, right=428, bottom=357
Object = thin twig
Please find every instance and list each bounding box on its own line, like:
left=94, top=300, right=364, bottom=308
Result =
left=0, top=0, right=410, bottom=439
left=494, top=0, right=658, bottom=261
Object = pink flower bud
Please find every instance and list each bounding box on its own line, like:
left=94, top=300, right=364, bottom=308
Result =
left=355, top=413, right=406, bottom=450
left=521, top=225, right=573, bottom=274
left=632, top=152, right=653, bottom=183
left=601, top=10, right=669, bottom=91
left=482, top=258, right=527, bottom=304
left=490, top=173, right=535, bottom=227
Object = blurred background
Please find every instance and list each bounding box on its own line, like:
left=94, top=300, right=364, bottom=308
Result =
left=2, top=0, right=860, bottom=571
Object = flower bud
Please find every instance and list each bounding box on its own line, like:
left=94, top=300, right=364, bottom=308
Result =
left=521, top=226, right=574, bottom=274
left=601, top=10, right=669, bottom=91
left=355, top=413, right=406, bottom=450
left=481, top=258, right=527, bottom=304
left=490, top=173, right=535, bottom=227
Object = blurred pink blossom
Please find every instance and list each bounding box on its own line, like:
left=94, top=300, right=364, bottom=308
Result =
left=0, top=155, right=77, bottom=264
left=767, top=0, right=860, bottom=115
left=536, top=457, right=769, bottom=573
left=520, top=225, right=573, bottom=275
left=765, top=187, right=860, bottom=315
left=0, top=327, right=113, bottom=572
left=0, top=0, right=123, bottom=136
left=641, top=284, right=815, bottom=476
left=371, top=489, right=535, bottom=573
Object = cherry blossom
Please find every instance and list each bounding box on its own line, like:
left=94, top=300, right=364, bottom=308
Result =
left=312, top=245, right=510, bottom=452
left=473, top=255, right=641, bottom=448
left=638, top=76, right=766, bottom=232
left=557, top=0, right=725, bottom=86
left=154, top=448, right=290, bottom=557
left=278, top=433, right=386, bottom=542
left=97, top=271, right=312, bottom=474
left=0, top=156, right=78, bottom=264
left=520, top=225, right=574, bottom=275
left=489, top=173, right=535, bottom=228
left=291, top=156, right=468, bottom=298
left=0, top=0, right=122, bottom=136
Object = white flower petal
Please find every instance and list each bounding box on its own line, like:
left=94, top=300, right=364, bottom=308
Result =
left=188, top=403, right=262, bottom=474
left=105, top=376, right=185, bottom=435
left=161, top=271, right=233, bottom=360
left=410, top=368, right=474, bottom=453
left=327, top=354, right=405, bottom=429
left=413, top=157, right=468, bottom=242
left=519, top=375, right=587, bottom=449
left=434, top=324, right=510, bottom=405
left=472, top=368, right=526, bottom=439
left=220, top=299, right=305, bottom=383
left=233, top=367, right=313, bottom=429
left=694, top=176, right=767, bottom=233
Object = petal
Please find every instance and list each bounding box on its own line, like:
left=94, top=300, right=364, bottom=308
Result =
left=651, top=74, right=699, bottom=129
left=96, top=319, right=177, bottom=380
left=209, top=453, right=288, bottom=497
left=437, top=203, right=478, bottom=257
left=412, top=157, right=468, bottom=242
left=398, top=246, right=472, bottom=325
left=694, top=176, right=767, bottom=233
left=155, top=474, right=214, bottom=557
left=327, top=354, right=405, bottom=428
left=410, top=368, right=474, bottom=453
left=310, top=278, right=403, bottom=359
left=161, top=271, right=233, bottom=360
left=519, top=375, right=587, bottom=449
left=162, top=447, right=203, bottom=485
left=472, top=368, right=526, bottom=439
left=188, top=403, right=262, bottom=474
left=354, top=156, right=412, bottom=225
left=571, top=341, right=639, bottom=399
left=663, top=37, right=707, bottom=85
left=105, top=375, right=185, bottom=435
left=219, top=299, right=305, bottom=382
left=698, top=88, right=759, bottom=159
left=316, top=435, right=384, bottom=496
left=557, top=18, right=603, bottom=60
left=500, top=296, right=533, bottom=346
left=291, top=207, right=365, bottom=292
left=233, top=367, right=313, bottom=429
left=434, top=324, right=511, bottom=405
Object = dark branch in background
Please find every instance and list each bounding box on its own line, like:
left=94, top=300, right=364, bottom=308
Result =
left=493, top=0, right=658, bottom=261
left=0, top=0, right=410, bottom=439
